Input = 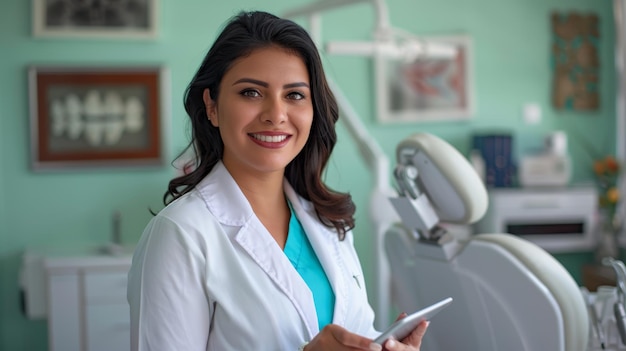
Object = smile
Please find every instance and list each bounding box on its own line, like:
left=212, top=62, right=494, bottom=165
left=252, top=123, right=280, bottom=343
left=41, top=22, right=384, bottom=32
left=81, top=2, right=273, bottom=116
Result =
left=250, top=134, right=289, bottom=143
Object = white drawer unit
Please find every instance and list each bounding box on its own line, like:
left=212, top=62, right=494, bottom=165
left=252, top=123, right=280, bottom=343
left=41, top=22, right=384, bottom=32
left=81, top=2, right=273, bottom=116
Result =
left=47, top=264, right=132, bottom=351
left=84, top=271, right=130, bottom=351
left=20, top=246, right=133, bottom=351
left=86, top=302, right=130, bottom=351
left=474, top=185, right=598, bottom=252
left=84, top=271, right=129, bottom=303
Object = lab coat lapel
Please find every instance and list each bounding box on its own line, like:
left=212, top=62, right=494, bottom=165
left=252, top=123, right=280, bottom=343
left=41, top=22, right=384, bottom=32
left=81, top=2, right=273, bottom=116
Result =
left=234, top=221, right=319, bottom=337
left=199, top=163, right=319, bottom=337
left=285, top=182, right=349, bottom=327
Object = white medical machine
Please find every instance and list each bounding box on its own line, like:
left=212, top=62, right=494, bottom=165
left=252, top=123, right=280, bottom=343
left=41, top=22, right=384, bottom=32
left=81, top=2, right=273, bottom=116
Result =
left=385, top=132, right=591, bottom=351
left=518, top=130, right=572, bottom=187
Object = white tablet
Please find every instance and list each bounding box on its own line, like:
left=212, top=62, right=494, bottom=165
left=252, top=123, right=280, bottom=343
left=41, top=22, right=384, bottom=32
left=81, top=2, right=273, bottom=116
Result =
left=374, top=297, right=453, bottom=344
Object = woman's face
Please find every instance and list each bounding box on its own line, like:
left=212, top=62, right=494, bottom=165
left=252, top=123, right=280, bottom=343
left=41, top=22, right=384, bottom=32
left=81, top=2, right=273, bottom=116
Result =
left=204, top=46, right=313, bottom=178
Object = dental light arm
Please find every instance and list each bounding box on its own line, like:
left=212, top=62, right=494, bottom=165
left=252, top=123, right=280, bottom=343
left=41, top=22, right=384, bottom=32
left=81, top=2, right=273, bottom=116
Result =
left=389, top=133, right=488, bottom=242
left=284, top=0, right=457, bottom=62
left=283, top=0, right=389, bottom=38
left=328, top=80, right=392, bottom=190
left=325, top=38, right=457, bottom=62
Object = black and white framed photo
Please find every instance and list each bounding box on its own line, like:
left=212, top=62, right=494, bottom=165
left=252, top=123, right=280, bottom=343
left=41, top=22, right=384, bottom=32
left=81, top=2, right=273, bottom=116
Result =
left=375, top=35, right=474, bottom=123
left=28, top=66, right=168, bottom=170
left=32, top=0, right=158, bottom=39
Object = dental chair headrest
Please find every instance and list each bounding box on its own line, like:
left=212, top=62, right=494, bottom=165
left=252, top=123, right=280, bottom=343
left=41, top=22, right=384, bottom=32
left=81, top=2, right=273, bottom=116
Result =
left=396, top=133, right=488, bottom=224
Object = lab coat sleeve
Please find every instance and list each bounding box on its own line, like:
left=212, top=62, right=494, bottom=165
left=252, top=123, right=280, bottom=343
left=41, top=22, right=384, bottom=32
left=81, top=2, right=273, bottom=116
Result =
left=128, top=215, right=211, bottom=351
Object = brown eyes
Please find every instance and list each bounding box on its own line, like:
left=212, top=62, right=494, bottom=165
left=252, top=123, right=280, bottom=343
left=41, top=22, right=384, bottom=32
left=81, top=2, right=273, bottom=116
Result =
left=239, top=89, right=306, bottom=101
left=287, top=92, right=305, bottom=100
left=240, top=89, right=260, bottom=98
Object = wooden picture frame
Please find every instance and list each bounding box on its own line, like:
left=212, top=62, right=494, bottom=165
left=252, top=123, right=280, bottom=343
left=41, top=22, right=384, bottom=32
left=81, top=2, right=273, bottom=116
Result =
left=28, top=66, right=167, bottom=171
left=375, top=35, right=474, bottom=123
left=32, top=0, right=158, bottom=39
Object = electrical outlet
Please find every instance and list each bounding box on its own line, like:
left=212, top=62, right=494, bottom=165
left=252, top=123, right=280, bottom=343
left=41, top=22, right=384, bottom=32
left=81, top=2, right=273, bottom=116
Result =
left=523, top=103, right=542, bottom=125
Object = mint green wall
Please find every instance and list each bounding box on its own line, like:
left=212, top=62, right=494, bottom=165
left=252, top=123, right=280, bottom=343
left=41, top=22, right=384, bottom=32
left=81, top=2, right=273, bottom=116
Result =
left=0, top=0, right=615, bottom=349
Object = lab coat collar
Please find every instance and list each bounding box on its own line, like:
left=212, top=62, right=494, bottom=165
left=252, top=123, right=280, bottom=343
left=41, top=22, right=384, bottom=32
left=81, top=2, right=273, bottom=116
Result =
left=197, top=161, right=253, bottom=226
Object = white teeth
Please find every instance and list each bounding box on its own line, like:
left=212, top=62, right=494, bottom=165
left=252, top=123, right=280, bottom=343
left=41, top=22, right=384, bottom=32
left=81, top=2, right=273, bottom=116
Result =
left=252, top=134, right=287, bottom=143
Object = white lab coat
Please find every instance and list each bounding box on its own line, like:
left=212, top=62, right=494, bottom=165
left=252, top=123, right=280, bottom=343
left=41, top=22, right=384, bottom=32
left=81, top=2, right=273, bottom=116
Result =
left=127, top=161, right=378, bottom=350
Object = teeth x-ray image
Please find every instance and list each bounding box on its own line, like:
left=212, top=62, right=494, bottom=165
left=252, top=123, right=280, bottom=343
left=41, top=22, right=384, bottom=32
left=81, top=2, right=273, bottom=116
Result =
left=48, top=87, right=147, bottom=149
left=43, top=0, right=152, bottom=29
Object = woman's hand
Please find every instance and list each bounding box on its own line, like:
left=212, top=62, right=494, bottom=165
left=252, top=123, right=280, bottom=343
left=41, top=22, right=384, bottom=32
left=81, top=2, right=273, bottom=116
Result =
left=382, top=313, right=430, bottom=351
left=305, top=324, right=382, bottom=351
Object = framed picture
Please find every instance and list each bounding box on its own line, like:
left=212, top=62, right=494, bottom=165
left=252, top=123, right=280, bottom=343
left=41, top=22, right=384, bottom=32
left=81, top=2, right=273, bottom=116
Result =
left=32, top=0, right=158, bottom=39
left=375, top=35, right=474, bottom=123
left=28, top=66, right=167, bottom=171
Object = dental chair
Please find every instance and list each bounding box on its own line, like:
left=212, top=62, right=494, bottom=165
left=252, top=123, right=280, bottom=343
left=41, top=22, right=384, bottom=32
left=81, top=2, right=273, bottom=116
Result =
left=385, top=132, right=590, bottom=351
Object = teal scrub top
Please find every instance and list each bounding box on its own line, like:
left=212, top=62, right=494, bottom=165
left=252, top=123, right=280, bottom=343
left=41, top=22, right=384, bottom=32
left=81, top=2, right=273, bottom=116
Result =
left=284, top=205, right=336, bottom=330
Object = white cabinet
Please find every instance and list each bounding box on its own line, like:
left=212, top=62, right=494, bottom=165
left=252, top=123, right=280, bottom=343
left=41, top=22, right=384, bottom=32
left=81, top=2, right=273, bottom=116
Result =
left=20, top=246, right=133, bottom=351
left=83, top=272, right=131, bottom=351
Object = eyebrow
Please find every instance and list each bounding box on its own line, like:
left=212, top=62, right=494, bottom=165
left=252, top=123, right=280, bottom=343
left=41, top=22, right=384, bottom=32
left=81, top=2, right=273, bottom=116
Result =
left=233, top=78, right=309, bottom=89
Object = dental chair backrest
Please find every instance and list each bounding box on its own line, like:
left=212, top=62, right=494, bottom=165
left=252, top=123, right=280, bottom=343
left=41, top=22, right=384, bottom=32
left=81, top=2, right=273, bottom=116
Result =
left=385, top=133, right=589, bottom=351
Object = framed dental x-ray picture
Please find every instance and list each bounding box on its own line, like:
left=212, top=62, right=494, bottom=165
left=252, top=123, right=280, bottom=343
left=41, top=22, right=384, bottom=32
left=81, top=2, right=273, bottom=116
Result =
left=32, top=0, right=158, bottom=39
left=375, top=35, right=474, bottom=123
left=28, top=66, right=167, bottom=171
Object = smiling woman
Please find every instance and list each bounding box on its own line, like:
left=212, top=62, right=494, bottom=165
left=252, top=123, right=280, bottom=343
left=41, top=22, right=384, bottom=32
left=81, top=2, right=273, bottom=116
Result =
left=203, top=47, right=314, bottom=180
left=126, top=10, right=428, bottom=351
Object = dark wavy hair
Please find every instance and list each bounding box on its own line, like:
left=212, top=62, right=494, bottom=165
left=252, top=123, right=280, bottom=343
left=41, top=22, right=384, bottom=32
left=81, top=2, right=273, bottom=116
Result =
left=164, top=11, right=355, bottom=239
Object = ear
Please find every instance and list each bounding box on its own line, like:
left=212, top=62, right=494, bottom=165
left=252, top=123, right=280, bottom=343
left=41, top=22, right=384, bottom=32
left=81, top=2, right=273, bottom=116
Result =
left=203, top=88, right=218, bottom=127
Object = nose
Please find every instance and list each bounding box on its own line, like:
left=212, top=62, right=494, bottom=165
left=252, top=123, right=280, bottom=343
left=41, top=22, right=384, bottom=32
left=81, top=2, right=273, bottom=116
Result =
left=261, top=96, right=286, bottom=124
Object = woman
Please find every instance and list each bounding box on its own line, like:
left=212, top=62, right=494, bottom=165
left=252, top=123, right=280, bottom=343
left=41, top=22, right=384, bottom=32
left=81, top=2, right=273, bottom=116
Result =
left=127, top=10, right=428, bottom=351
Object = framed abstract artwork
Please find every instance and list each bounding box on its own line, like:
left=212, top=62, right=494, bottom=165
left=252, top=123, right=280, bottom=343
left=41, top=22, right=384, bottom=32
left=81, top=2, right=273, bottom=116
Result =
left=375, top=35, right=474, bottom=123
left=551, top=12, right=599, bottom=111
left=28, top=66, right=167, bottom=170
left=32, top=0, right=158, bottom=39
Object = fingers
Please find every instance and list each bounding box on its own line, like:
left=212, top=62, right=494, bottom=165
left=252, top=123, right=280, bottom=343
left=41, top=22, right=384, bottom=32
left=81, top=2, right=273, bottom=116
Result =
left=384, top=320, right=429, bottom=351
left=307, top=324, right=382, bottom=351
left=394, top=312, right=408, bottom=321
left=407, top=320, right=429, bottom=342
left=330, top=325, right=382, bottom=350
